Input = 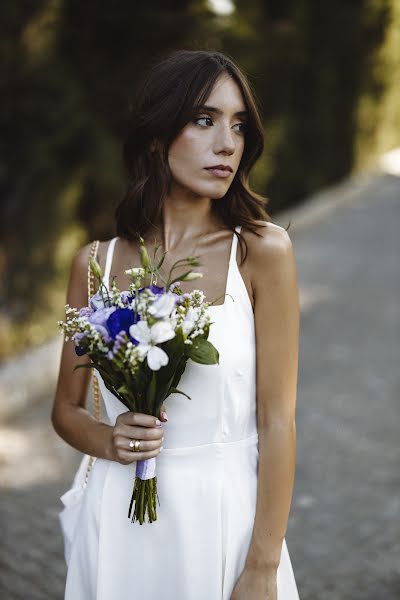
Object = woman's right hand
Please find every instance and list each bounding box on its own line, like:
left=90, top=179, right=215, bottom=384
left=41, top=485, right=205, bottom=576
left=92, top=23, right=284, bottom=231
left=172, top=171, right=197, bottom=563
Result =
left=108, top=407, right=168, bottom=465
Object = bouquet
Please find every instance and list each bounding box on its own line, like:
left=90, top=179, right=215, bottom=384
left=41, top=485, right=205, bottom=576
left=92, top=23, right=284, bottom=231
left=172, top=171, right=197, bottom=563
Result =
left=58, top=235, right=219, bottom=525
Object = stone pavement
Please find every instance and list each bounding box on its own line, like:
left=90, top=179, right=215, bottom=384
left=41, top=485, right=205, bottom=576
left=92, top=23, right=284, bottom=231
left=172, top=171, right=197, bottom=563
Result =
left=286, top=173, right=400, bottom=599
left=0, top=399, right=81, bottom=599
left=0, top=172, right=399, bottom=599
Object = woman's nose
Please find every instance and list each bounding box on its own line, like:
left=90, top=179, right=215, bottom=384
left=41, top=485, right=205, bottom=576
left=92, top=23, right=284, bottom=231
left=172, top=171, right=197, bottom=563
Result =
left=214, top=124, right=236, bottom=154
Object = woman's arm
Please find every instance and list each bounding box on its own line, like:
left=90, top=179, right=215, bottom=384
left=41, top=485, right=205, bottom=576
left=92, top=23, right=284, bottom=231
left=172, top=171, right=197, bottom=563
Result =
left=245, top=223, right=300, bottom=572
left=51, top=243, right=116, bottom=459
left=52, top=243, right=167, bottom=463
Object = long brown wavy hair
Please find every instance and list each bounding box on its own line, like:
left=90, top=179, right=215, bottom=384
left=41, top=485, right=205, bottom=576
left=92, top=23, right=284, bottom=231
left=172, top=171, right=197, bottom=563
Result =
left=115, top=49, right=271, bottom=263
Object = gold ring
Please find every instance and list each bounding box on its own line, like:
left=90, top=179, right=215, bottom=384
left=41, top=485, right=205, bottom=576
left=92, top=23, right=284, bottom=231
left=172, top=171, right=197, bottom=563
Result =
left=129, top=439, right=141, bottom=452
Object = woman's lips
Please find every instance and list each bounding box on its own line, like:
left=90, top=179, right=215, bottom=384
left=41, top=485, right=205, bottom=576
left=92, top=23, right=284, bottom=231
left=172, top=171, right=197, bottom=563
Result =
left=204, top=167, right=232, bottom=178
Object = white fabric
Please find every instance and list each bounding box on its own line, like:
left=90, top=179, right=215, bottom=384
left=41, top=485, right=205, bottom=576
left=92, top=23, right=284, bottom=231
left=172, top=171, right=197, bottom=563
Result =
left=63, top=226, right=300, bottom=599
left=103, top=236, right=118, bottom=287
left=59, top=453, right=92, bottom=565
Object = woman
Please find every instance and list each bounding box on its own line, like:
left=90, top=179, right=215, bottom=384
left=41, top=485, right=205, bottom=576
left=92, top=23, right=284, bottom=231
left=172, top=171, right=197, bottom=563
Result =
left=52, top=49, right=300, bottom=600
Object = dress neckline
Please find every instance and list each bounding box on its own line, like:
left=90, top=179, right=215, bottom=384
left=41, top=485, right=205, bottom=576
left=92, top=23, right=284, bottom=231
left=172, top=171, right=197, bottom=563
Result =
left=101, top=226, right=241, bottom=309
left=207, top=225, right=240, bottom=309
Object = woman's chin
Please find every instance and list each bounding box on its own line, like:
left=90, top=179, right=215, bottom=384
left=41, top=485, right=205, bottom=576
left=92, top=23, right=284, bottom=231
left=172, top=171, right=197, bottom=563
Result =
left=198, top=182, right=231, bottom=200
left=171, top=179, right=231, bottom=201
left=211, top=186, right=231, bottom=200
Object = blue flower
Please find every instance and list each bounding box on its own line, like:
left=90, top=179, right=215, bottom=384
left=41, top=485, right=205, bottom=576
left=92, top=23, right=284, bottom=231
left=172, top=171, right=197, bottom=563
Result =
left=133, top=285, right=165, bottom=297
left=107, top=308, right=140, bottom=341
left=146, top=285, right=165, bottom=296
left=73, top=332, right=87, bottom=356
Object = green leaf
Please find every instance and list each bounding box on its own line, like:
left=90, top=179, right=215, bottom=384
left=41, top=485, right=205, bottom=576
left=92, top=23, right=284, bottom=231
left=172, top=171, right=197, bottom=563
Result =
left=73, top=361, right=106, bottom=375
left=186, top=337, right=219, bottom=365
left=117, top=384, right=131, bottom=397
left=157, top=250, right=168, bottom=269
left=170, top=356, right=188, bottom=389
left=169, top=387, right=191, bottom=400
left=146, top=370, right=157, bottom=411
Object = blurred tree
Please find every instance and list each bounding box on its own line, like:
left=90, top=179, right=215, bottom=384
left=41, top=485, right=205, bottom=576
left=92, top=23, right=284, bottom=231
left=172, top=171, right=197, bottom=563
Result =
left=354, top=0, right=400, bottom=168
left=1, top=0, right=399, bottom=359
left=56, top=0, right=216, bottom=239
left=0, top=0, right=215, bottom=357
left=219, top=0, right=393, bottom=211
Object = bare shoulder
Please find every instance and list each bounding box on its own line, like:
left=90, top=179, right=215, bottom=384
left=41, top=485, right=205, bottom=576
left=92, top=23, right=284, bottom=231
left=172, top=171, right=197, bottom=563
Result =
left=71, top=239, right=112, bottom=277
left=67, top=238, right=113, bottom=304
left=242, top=220, right=295, bottom=271
left=243, top=221, right=298, bottom=316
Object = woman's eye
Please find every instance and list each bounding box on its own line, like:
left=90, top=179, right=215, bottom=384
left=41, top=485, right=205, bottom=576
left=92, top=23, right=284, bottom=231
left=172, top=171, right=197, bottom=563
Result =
left=193, top=116, right=247, bottom=134
left=233, top=122, right=247, bottom=135
left=193, top=116, right=213, bottom=127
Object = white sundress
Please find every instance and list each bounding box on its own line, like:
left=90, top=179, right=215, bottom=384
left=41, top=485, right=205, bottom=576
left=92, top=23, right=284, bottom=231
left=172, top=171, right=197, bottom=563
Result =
left=64, top=225, right=300, bottom=599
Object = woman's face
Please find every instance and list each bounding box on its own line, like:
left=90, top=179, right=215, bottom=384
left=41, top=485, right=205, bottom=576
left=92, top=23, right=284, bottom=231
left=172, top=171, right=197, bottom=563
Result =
left=167, top=73, right=247, bottom=200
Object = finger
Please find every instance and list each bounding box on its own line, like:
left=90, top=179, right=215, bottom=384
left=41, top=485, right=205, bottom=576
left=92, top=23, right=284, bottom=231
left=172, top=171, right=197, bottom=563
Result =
left=123, top=437, right=163, bottom=453
left=116, top=410, right=162, bottom=427
left=120, top=411, right=163, bottom=428
left=114, top=432, right=164, bottom=452
left=116, top=424, right=164, bottom=441
left=160, top=404, right=168, bottom=421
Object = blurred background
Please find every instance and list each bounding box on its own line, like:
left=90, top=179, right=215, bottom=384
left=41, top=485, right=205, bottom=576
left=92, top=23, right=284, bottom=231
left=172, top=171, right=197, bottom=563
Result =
left=0, top=1, right=399, bottom=599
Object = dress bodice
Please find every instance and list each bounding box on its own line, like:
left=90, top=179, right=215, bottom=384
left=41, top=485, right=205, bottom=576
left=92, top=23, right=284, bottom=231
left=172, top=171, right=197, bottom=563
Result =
left=65, top=226, right=300, bottom=600
left=95, top=225, right=258, bottom=448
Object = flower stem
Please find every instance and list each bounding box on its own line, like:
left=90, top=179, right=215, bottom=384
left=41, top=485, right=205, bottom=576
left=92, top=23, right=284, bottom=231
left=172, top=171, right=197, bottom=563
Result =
left=128, top=476, right=159, bottom=525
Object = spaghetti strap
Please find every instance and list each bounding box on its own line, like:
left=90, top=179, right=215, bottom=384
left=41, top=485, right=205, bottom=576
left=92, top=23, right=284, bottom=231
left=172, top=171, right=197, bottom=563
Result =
left=228, top=225, right=241, bottom=265
left=103, top=236, right=119, bottom=291
left=224, top=224, right=254, bottom=315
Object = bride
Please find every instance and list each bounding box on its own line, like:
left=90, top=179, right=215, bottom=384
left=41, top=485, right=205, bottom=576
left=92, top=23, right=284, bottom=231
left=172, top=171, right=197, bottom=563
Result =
left=52, top=49, right=300, bottom=599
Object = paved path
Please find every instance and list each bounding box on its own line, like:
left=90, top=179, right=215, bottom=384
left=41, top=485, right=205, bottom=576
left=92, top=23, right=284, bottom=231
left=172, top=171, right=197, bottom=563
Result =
left=287, top=173, right=400, bottom=599
left=0, top=173, right=399, bottom=599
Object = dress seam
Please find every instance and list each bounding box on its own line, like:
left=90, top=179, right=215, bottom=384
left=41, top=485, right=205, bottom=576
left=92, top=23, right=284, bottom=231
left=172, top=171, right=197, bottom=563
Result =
left=161, top=433, right=259, bottom=452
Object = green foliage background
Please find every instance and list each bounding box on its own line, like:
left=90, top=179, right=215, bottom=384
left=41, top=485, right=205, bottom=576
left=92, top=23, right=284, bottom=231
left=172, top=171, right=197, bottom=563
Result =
left=1, top=0, right=399, bottom=359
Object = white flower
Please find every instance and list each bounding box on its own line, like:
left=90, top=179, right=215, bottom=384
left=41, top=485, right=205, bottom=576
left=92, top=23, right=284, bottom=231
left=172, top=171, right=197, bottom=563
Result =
left=129, top=320, right=175, bottom=370
left=181, top=306, right=199, bottom=335
left=148, top=293, right=176, bottom=319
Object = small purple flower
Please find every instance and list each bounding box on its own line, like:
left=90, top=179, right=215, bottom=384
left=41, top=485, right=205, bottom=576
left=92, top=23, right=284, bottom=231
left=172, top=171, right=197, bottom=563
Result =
left=89, top=291, right=112, bottom=310
left=88, top=306, right=116, bottom=328
left=92, top=324, right=112, bottom=343
left=175, top=292, right=190, bottom=305
left=79, top=306, right=94, bottom=318
left=112, top=331, right=128, bottom=354
left=120, top=290, right=134, bottom=305
left=73, top=332, right=87, bottom=344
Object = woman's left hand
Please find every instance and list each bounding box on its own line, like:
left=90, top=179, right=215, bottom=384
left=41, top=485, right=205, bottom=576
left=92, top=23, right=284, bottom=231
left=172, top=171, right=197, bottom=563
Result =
left=230, top=566, right=277, bottom=600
